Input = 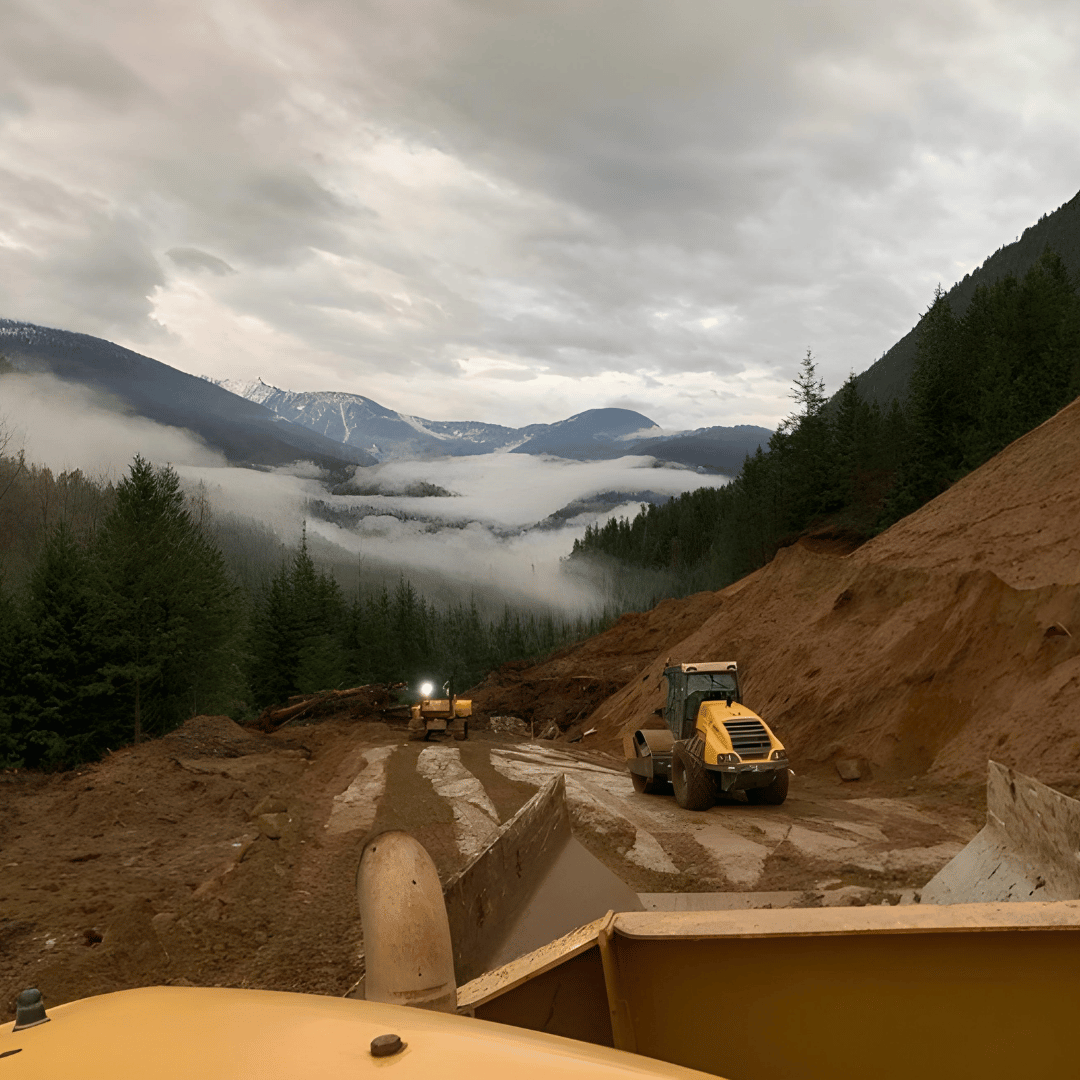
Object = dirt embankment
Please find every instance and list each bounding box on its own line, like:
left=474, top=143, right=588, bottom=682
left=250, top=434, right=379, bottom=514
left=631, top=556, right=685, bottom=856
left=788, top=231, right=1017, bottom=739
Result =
left=0, top=715, right=396, bottom=1019
left=467, top=592, right=723, bottom=740
left=534, top=396, right=1080, bottom=790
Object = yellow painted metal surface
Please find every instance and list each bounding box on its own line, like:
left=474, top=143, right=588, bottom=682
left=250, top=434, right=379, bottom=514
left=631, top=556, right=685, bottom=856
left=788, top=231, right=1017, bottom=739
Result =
left=695, top=702, right=783, bottom=764
left=463, top=904, right=1080, bottom=1080
left=414, top=698, right=472, bottom=718
left=0, top=986, right=720, bottom=1080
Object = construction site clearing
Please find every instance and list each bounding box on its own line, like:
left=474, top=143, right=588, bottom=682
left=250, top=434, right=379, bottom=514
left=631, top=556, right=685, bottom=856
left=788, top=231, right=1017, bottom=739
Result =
left=6, top=392, right=1080, bottom=1046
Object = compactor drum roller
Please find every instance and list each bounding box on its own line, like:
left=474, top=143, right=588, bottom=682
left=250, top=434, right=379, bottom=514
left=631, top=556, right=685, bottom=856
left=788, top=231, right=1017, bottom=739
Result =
left=624, top=662, right=789, bottom=810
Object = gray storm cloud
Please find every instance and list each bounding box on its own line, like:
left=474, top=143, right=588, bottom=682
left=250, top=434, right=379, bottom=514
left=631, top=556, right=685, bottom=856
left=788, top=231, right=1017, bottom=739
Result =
left=1, top=0, right=1078, bottom=428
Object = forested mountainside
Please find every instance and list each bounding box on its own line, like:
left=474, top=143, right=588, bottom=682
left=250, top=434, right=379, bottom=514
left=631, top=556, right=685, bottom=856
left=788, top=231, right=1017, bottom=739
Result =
left=855, top=188, right=1080, bottom=406
left=0, top=455, right=611, bottom=770
left=573, top=249, right=1080, bottom=592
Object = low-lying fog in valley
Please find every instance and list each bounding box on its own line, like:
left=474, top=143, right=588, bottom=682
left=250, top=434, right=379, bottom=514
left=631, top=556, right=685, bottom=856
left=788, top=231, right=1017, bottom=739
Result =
left=7, top=372, right=729, bottom=612
left=188, top=453, right=729, bottom=611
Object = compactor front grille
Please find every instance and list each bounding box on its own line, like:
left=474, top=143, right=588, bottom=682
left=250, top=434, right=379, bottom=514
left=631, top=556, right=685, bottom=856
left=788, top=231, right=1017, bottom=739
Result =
left=724, top=719, right=772, bottom=758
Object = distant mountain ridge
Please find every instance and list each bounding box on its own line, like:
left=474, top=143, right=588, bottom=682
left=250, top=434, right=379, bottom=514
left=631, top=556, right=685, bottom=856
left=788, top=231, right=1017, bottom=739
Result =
left=0, top=318, right=771, bottom=475
left=0, top=321, right=375, bottom=471
left=214, top=377, right=526, bottom=457
left=213, top=377, right=772, bottom=471
left=853, top=187, right=1080, bottom=406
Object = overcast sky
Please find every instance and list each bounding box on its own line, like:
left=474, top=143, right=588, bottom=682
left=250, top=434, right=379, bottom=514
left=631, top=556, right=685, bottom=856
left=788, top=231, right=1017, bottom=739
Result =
left=2, top=0, right=1078, bottom=430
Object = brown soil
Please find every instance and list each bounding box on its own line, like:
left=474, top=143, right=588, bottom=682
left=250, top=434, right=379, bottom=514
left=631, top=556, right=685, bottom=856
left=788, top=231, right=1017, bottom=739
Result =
left=7, top=395, right=1080, bottom=1023
left=0, top=712, right=976, bottom=1023
left=468, top=593, right=723, bottom=739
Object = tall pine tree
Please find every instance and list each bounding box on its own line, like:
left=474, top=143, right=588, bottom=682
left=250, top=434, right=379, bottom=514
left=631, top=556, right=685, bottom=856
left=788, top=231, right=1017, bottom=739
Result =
left=91, top=456, right=239, bottom=744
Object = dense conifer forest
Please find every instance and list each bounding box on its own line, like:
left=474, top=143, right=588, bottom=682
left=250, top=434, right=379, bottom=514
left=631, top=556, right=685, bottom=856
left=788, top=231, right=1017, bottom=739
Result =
left=571, top=249, right=1080, bottom=589
left=0, top=455, right=607, bottom=769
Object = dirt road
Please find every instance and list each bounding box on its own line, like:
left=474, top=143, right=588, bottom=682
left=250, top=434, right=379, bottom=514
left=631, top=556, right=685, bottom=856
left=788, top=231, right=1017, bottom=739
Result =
left=1, top=712, right=981, bottom=1021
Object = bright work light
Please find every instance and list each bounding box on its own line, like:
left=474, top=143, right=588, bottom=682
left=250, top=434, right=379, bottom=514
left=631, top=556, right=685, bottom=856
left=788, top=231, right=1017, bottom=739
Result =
left=420, top=681, right=434, bottom=698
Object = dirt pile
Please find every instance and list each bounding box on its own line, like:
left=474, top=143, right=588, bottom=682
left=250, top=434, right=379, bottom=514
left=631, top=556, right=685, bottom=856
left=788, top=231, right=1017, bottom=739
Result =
left=538, top=397, right=1080, bottom=789
left=850, top=397, right=1080, bottom=589
left=0, top=714, right=392, bottom=1019
left=468, top=594, right=721, bottom=740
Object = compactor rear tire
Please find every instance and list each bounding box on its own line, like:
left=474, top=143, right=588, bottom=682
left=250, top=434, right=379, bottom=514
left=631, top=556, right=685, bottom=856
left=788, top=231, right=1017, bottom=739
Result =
left=672, top=738, right=714, bottom=811
left=747, top=768, right=789, bottom=806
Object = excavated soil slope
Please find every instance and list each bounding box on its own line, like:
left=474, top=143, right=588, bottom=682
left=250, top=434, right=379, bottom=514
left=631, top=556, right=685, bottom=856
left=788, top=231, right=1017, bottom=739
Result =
left=468, top=592, right=723, bottom=738
left=849, top=398, right=1080, bottom=589
left=559, top=397, right=1080, bottom=790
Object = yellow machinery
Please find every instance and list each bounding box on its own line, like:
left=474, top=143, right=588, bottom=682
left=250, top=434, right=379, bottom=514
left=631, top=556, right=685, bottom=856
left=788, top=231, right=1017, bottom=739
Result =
left=0, top=986, right=714, bottom=1080
left=625, top=662, right=789, bottom=809
left=458, top=903, right=1080, bottom=1079
left=409, top=681, right=470, bottom=741
left=8, top=764, right=1080, bottom=1079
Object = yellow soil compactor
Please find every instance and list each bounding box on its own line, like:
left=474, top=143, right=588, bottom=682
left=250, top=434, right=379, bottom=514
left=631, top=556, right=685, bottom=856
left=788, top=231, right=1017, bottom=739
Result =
left=625, top=662, right=789, bottom=809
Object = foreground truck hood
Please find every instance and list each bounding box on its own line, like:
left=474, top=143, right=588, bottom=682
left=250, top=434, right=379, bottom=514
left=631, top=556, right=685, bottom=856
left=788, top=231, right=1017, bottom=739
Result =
left=0, top=986, right=717, bottom=1080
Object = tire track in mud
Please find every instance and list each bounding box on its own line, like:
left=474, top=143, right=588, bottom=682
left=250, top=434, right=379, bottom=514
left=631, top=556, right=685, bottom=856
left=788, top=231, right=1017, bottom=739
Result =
left=324, top=747, right=394, bottom=836
left=416, top=747, right=500, bottom=861
left=489, top=746, right=682, bottom=879
left=319, top=736, right=966, bottom=895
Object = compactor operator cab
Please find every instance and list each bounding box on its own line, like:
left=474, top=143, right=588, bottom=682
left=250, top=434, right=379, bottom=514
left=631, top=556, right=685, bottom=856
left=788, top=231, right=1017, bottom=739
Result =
left=664, top=665, right=741, bottom=740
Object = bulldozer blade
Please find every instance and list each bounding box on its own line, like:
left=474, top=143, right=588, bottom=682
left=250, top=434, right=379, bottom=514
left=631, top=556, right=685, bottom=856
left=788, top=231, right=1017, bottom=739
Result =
left=922, top=759, right=1080, bottom=903
left=443, top=773, right=642, bottom=984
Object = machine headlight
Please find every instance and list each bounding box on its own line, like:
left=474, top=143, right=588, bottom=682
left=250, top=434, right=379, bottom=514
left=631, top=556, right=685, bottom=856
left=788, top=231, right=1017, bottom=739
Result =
left=420, top=681, right=434, bottom=698
left=717, top=752, right=740, bottom=763
left=770, top=748, right=788, bottom=760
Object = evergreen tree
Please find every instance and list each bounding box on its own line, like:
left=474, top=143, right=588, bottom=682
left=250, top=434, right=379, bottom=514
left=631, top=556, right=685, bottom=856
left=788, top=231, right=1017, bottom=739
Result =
left=880, top=287, right=963, bottom=524
left=0, top=578, right=23, bottom=766
left=831, top=373, right=863, bottom=508
left=90, top=456, right=239, bottom=744
left=249, top=527, right=349, bottom=702
left=16, top=524, right=101, bottom=766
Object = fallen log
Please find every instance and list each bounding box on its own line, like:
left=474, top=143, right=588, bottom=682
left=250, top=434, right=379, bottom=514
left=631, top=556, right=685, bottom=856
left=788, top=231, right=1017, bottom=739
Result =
left=254, top=683, right=401, bottom=730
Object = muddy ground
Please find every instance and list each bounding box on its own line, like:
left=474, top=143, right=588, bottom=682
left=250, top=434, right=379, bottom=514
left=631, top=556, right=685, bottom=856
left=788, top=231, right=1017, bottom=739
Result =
left=0, top=711, right=983, bottom=1023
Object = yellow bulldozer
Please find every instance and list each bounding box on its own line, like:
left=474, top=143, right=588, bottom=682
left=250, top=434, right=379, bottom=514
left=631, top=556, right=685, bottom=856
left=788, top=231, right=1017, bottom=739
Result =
left=408, top=680, right=470, bottom=742
left=625, top=662, right=789, bottom=808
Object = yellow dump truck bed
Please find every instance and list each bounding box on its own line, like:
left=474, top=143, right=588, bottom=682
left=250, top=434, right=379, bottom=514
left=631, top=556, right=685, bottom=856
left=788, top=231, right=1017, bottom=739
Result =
left=460, top=903, right=1080, bottom=1080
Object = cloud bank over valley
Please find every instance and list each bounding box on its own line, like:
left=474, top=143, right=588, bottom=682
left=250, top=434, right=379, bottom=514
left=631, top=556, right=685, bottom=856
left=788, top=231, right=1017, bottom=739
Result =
left=3, top=370, right=726, bottom=611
